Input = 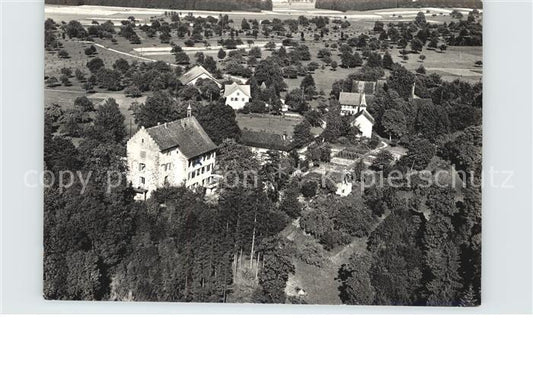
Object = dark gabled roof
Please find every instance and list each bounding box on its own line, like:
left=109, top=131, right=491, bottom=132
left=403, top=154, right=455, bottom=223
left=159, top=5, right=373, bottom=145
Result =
left=353, top=80, right=377, bottom=94
left=352, top=109, right=375, bottom=124
left=339, top=92, right=363, bottom=106
left=240, top=129, right=293, bottom=152
left=180, top=65, right=221, bottom=86
left=339, top=92, right=375, bottom=108
left=145, top=116, right=217, bottom=159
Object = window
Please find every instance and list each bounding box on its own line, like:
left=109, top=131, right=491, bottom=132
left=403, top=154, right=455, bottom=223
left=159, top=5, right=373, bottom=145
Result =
left=207, top=164, right=211, bottom=172
left=201, top=167, right=205, bottom=174
left=140, top=177, right=145, bottom=185
left=139, top=163, right=146, bottom=171
left=141, top=138, right=144, bottom=144
left=242, top=98, right=245, bottom=101
left=140, top=151, right=146, bottom=158
left=192, top=171, right=196, bottom=178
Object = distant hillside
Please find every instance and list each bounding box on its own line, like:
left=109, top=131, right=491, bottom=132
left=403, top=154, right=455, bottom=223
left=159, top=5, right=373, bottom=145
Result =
left=315, top=0, right=482, bottom=11
left=45, top=0, right=273, bottom=11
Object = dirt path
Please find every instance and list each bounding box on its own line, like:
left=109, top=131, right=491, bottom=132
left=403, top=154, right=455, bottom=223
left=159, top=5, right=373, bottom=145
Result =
left=75, top=40, right=180, bottom=67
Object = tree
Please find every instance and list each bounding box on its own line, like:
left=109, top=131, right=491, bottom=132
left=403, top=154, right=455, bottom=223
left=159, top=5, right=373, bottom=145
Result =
left=285, top=89, right=309, bottom=114
left=95, top=68, right=122, bottom=91
left=195, top=103, right=241, bottom=144
left=280, top=182, right=301, bottom=219
left=301, top=180, right=318, bottom=198
left=84, top=45, right=97, bottom=56
left=340, top=51, right=359, bottom=68
left=57, top=49, right=70, bottom=59
left=423, top=187, right=462, bottom=306
left=74, top=96, right=95, bottom=112
left=401, top=138, right=436, bottom=171
left=203, top=56, right=217, bottom=73
left=367, top=209, right=426, bottom=305
left=300, top=74, right=316, bottom=99
left=388, top=65, right=415, bottom=100
left=46, top=76, right=60, bottom=87
left=215, top=138, right=259, bottom=173
left=91, top=98, right=126, bottom=143
left=60, top=74, right=71, bottom=86
left=411, top=37, right=424, bottom=53
left=416, top=64, right=426, bottom=74
left=428, top=37, right=439, bottom=49
left=338, top=250, right=375, bottom=305
left=382, top=51, right=393, bottom=70
left=366, top=52, right=382, bottom=68
left=134, top=90, right=180, bottom=128
left=415, top=11, right=427, bottom=26
left=175, top=51, right=190, bottom=65
left=75, top=69, right=86, bottom=82
left=255, top=237, right=294, bottom=304
left=371, top=150, right=394, bottom=171
left=86, top=57, right=104, bottom=73
left=254, top=58, right=286, bottom=94
left=113, top=58, right=130, bottom=73
left=217, top=48, right=226, bottom=60
left=124, top=85, right=142, bottom=98
left=292, top=120, right=313, bottom=148
left=381, top=109, right=406, bottom=140
left=330, top=60, right=338, bottom=70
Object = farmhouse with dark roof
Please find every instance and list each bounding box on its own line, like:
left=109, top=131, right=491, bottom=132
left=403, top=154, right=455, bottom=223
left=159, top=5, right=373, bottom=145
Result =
left=180, top=65, right=222, bottom=88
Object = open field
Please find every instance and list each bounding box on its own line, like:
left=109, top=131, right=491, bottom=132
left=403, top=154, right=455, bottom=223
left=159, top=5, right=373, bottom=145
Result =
left=45, top=3, right=482, bottom=90
left=237, top=113, right=301, bottom=135
left=283, top=220, right=372, bottom=305
left=45, top=86, right=146, bottom=126
left=237, top=113, right=323, bottom=137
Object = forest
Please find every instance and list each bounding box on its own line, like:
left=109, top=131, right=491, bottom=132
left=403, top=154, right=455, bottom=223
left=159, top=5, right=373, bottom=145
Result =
left=315, top=0, right=482, bottom=12
left=45, top=0, right=273, bottom=11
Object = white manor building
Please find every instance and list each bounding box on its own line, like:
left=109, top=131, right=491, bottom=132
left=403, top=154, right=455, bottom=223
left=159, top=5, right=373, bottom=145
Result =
left=127, top=106, right=218, bottom=199
left=223, top=83, right=251, bottom=110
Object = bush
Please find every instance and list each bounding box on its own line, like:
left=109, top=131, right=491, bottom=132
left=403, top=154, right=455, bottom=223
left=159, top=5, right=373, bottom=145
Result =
left=301, top=180, right=318, bottom=198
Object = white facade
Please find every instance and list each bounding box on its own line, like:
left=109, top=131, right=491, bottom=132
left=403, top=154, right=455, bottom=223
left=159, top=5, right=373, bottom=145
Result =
left=224, top=83, right=251, bottom=110
left=352, top=112, right=374, bottom=139
left=127, top=116, right=217, bottom=199
left=341, top=104, right=358, bottom=116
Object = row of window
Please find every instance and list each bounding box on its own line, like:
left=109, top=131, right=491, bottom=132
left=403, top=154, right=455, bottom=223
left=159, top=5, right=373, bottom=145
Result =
left=138, top=162, right=173, bottom=172
left=229, top=97, right=247, bottom=102
left=191, top=176, right=213, bottom=188
left=188, top=152, right=214, bottom=168
left=139, top=174, right=212, bottom=188
left=188, top=164, right=211, bottom=180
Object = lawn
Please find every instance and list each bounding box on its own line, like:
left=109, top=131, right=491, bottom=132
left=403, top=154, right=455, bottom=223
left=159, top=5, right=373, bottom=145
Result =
left=236, top=113, right=302, bottom=136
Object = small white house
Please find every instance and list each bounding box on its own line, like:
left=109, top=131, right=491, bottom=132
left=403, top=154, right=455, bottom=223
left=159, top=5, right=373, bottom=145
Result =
left=224, top=83, right=251, bottom=110
left=351, top=109, right=375, bottom=139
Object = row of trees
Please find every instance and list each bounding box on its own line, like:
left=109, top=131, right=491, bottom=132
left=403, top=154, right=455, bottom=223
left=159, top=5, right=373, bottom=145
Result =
left=46, top=0, right=273, bottom=11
